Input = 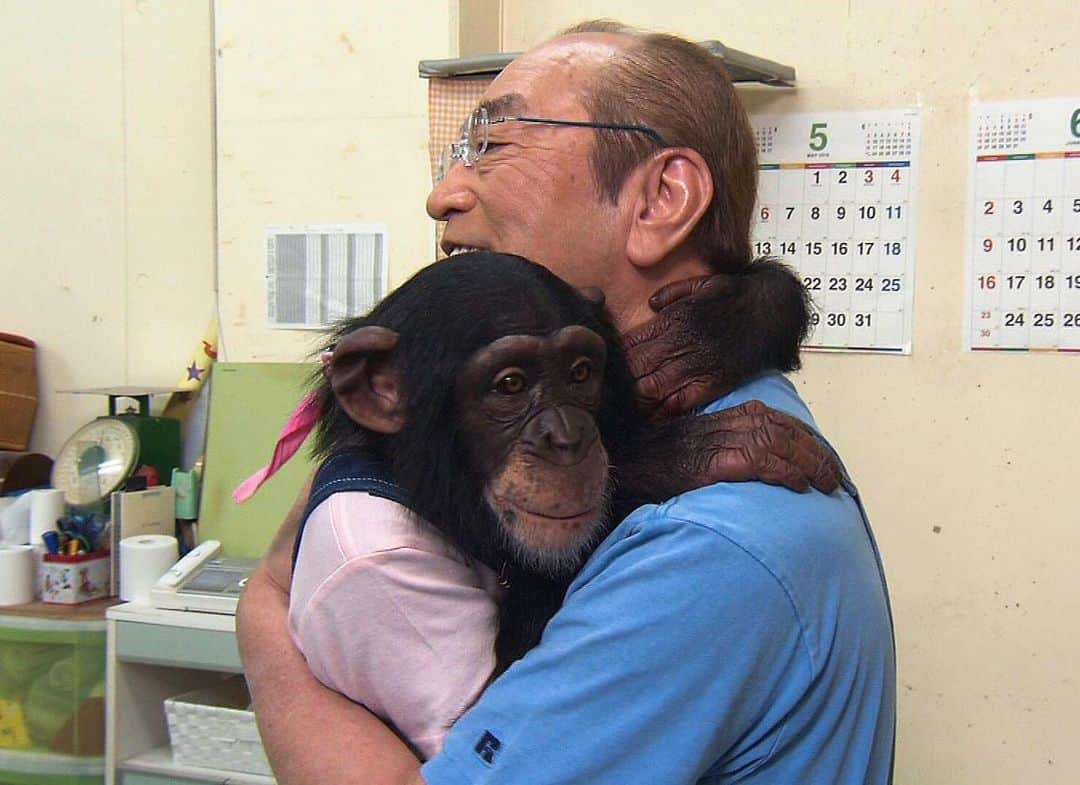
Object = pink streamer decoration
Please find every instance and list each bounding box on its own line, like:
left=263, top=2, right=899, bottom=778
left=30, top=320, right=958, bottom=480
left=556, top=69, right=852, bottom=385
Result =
left=232, top=392, right=321, bottom=503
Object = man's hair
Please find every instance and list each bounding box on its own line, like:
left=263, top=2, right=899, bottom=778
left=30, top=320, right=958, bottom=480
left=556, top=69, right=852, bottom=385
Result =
left=559, top=20, right=758, bottom=273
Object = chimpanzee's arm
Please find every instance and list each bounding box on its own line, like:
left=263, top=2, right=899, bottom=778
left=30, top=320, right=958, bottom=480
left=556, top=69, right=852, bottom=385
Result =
left=621, top=257, right=811, bottom=417
left=613, top=257, right=842, bottom=498
left=613, top=399, right=841, bottom=509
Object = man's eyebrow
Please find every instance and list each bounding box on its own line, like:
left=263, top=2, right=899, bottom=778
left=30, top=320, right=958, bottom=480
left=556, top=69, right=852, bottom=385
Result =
left=479, top=93, right=527, bottom=117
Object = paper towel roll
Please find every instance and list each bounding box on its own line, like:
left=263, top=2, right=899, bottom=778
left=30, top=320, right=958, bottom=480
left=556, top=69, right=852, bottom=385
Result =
left=0, top=545, right=35, bottom=605
left=119, top=535, right=178, bottom=605
left=30, top=489, right=65, bottom=543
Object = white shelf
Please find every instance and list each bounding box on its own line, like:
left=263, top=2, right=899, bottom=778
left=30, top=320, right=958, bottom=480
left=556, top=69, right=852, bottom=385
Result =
left=120, top=745, right=274, bottom=785
left=106, top=603, right=270, bottom=785
left=106, top=602, right=235, bottom=633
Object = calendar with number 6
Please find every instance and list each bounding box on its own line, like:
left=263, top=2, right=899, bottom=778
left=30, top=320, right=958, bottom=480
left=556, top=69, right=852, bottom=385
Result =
left=967, top=97, right=1080, bottom=352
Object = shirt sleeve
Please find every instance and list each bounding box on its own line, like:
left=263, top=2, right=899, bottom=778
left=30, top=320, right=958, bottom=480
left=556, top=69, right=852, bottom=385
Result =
left=421, top=513, right=814, bottom=785
left=290, top=494, right=499, bottom=760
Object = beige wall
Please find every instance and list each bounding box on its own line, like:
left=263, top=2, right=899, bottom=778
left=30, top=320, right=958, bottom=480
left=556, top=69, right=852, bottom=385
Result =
left=213, top=0, right=460, bottom=361
left=502, top=2, right=1076, bottom=784
left=2, top=0, right=215, bottom=455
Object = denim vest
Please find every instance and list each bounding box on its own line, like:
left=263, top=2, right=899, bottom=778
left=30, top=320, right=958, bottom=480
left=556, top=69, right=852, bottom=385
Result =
left=291, top=448, right=413, bottom=569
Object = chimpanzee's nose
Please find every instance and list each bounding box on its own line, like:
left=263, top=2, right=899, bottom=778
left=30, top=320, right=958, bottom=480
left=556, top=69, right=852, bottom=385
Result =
left=524, top=406, right=595, bottom=466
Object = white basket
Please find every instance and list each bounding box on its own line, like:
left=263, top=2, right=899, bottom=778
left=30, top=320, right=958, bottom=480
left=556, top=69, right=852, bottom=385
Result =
left=164, top=675, right=273, bottom=777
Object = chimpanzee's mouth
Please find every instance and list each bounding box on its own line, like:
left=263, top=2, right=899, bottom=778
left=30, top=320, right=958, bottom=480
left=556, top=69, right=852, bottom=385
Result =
left=516, top=506, right=599, bottom=526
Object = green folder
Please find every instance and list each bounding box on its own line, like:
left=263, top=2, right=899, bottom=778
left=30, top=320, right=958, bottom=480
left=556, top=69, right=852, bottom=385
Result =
left=197, top=363, right=317, bottom=558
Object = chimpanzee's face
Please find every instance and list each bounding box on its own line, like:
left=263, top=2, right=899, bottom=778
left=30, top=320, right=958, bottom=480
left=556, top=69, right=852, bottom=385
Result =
left=456, top=325, right=612, bottom=577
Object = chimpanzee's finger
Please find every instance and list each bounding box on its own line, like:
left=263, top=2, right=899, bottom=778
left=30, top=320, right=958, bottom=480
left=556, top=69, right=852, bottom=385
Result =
left=630, top=365, right=672, bottom=413
left=624, top=334, right=697, bottom=386
left=620, top=311, right=678, bottom=355
left=745, top=407, right=843, bottom=493
left=702, top=444, right=811, bottom=493
left=696, top=402, right=842, bottom=493
left=783, top=429, right=841, bottom=494
left=648, top=273, right=740, bottom=312
left=647, top=276, right=708, bottom=312
left=659, top=378, right=727, bottom=417
left=630, top=352, right=718, bottom=414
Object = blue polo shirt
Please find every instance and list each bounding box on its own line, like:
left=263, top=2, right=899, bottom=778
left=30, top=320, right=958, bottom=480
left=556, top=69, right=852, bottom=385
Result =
left=422, top=373, right=896, bottom=785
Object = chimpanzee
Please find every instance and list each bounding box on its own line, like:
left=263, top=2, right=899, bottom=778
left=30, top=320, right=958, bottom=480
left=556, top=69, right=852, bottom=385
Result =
left=285, top=250, right=835, bottom=758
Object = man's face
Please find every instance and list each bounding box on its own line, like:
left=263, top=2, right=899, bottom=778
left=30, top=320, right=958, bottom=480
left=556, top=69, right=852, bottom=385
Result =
left=426, top=35, right=630, bottom=293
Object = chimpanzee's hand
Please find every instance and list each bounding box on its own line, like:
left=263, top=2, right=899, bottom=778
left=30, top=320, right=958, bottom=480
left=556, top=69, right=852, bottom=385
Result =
left=621, top=275, right=737, bottom=417
left=618, top=400, right=841, bottom=501
left=621, top=259, right=811, bottom=417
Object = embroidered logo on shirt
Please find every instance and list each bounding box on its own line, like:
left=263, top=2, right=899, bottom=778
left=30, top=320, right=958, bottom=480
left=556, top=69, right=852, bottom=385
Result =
left=474, top=730, right=502, bottom=764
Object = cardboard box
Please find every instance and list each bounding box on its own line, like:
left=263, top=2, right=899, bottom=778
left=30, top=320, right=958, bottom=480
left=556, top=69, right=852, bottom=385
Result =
left=40, top=552, right=110, bottom=605
left=0, top=334, right=37, bottom=451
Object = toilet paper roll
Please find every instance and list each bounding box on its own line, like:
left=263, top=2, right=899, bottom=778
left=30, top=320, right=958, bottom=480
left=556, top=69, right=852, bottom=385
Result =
left=0, top=545, right=36, bottom=606
left=119, top=535, right=178, bottom=605
left=0, top=492, right=33, bottom=546
left=30, top=489, right=65, bottom=543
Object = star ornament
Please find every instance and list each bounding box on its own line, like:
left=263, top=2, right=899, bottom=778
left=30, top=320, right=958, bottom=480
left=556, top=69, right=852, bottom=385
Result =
left=186, top=363, right=204, bottom=381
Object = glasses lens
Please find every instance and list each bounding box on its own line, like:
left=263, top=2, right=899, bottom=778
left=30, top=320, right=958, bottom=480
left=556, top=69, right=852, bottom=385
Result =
left=436, top=143, right=455, bottom=183
left=464, top=106, right=488, bottom=165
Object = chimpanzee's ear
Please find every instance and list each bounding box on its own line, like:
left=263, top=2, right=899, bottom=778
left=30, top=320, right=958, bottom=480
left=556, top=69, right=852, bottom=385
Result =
left=327, top=326, right=406, bottom=434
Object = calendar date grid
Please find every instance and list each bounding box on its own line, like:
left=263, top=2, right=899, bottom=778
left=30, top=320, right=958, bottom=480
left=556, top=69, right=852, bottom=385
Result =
left=969, top=150, right=1080, bottom=352
left=752, top=159, right=915, bottom=353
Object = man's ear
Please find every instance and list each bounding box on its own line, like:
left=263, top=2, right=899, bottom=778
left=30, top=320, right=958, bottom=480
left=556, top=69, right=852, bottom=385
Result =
left=328, top=326, right=406, bottom=434
left=624, top=147, right=713, bottom=268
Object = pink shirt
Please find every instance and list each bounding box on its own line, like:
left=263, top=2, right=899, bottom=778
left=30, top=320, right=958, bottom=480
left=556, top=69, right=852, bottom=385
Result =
left=288, top=492, right=502, bottom=759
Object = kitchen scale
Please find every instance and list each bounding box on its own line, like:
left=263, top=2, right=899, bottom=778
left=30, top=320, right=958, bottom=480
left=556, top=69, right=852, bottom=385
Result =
left=52, top=387, right=183, bottom=507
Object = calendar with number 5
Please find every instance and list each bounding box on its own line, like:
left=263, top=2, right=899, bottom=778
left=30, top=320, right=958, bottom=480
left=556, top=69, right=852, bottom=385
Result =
left=751, top=110, right=921, bottom=353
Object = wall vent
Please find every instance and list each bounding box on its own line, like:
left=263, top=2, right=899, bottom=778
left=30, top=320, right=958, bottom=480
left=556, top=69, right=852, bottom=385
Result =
left=265, top=224, right=388, bottom=329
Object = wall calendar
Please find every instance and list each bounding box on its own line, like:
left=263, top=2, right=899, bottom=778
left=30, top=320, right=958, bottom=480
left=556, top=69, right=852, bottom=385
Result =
left=750, top=109, right=921, bottom=354
left=966, top=97, right=1080, bottom=352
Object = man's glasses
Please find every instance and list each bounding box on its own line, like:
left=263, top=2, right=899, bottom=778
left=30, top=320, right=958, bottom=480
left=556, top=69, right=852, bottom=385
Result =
left=436, top=105, right=664, bottom=182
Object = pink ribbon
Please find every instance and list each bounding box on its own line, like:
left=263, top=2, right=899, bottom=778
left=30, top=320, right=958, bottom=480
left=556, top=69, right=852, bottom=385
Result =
left=232, top=392, right=322, bottom=503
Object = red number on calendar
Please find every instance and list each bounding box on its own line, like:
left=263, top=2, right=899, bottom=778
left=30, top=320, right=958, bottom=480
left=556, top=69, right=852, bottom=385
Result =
left=760, top=206, right=770, bottom=220
left=978, top=275, right=997, bottom=289
left=890, top=169, right=901, bottom=183
left=864, top=169, right=874, bottom=184
left=983, top=200, right=995, bottom=215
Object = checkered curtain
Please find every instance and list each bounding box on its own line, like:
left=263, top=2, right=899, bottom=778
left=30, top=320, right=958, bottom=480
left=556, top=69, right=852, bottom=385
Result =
left=427, top=76, right=495, bottom=257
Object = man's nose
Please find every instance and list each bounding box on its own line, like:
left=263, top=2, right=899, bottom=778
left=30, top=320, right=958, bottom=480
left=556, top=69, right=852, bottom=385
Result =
left=426, top=163, right=476, bottom=221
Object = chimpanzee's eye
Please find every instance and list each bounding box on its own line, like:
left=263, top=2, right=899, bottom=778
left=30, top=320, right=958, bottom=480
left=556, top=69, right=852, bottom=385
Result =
left=494, top=371, right=527, bottom=395
left=569, top=359, right=592, bottom=383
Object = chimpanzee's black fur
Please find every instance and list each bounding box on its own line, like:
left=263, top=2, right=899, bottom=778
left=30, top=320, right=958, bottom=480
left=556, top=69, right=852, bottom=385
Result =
left=311, top=252, right=639, bottom=670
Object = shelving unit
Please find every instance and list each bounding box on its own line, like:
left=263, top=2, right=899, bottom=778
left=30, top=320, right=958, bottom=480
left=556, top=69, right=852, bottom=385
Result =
left=0, top=599, right=115, bottom=785
left=105, top=603, right=273, bottom=785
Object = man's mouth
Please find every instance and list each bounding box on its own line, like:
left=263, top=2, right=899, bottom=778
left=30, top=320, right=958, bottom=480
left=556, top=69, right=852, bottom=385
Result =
left=444, top=244, right=486, bottom=257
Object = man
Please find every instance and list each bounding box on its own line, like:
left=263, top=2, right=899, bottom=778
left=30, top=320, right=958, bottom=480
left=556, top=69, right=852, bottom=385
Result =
left=238, top=21, right=896, bottom=785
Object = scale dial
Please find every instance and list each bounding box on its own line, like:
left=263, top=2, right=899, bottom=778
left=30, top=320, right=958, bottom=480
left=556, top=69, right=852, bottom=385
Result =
left=52, top=418, right=140, bottom=506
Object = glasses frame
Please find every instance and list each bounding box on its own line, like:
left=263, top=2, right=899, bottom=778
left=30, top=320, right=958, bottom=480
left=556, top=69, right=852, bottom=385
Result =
left=438, top=105, right=665, bottom=181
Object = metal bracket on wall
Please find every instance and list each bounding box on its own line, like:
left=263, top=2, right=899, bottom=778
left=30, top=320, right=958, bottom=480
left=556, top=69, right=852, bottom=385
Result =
left=418, top=40, right=795, bottom=87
